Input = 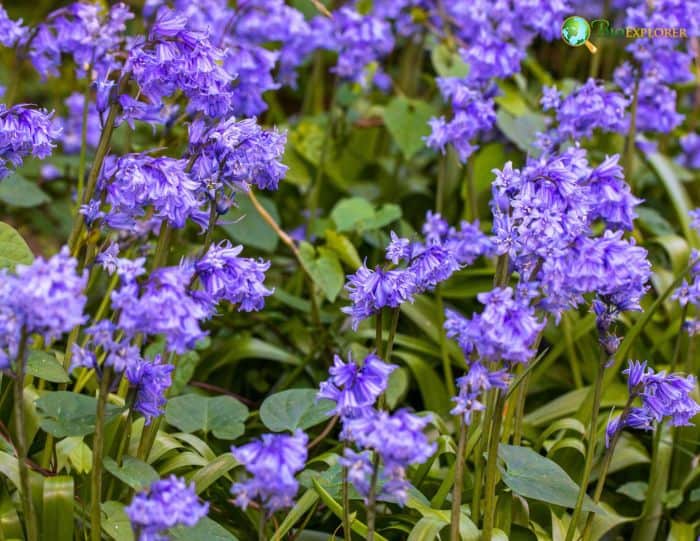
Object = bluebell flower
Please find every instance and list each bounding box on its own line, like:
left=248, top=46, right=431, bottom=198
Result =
left=586, top=154, right=641, bottom=231
left=231, top=429, right=308, bottom=513
left=0, top=6, right=27, bottom=47
left=195, top=241, right=273, bottom=312
left=0, top=248, right=87, bottom=369
left=0, top=104, right=61, bottom=180
left=606, top=360, right=700, bottom=446
left=125, top=355, right=174, bottom=424
left=452, top=362, right=510, bottom=425
left=57, top=93, right=101, bottom=154
left=445, top=287, right=544, bottom=364
left=408, top=244, right=460, bottom=293
left=385, top=232, right=411, bottom=265
left=679, top=134, right=700, bottom=169
left=317, top=353, right=396, bottom=417
left=125, top=475, right=208, bottom=540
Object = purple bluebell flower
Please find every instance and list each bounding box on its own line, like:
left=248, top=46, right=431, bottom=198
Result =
left=125, top=355, right=174, bottom=424
left=230, top=429, right=308, bottom=513
left=125, top=475, right=208, bottom=540
left=57, top=93, right=101, bottom=154
left=112, top=264, right=210, bottom=354
left=385, top=232, right=411, bottom=265
left=445, top=287, right=544, bottom=364
left=0, top=6, right=27, bottom=47
left=408, top=243, right=460, bottom=293
left=671, top=278, right=700, bottom=308
left=338, top=449, right=373, bottom=496
left=422, top=211, right=449, bottom=245
left=605, top=360, right=700, bottom=446
left=317, top=353, right=396, bottom=417
left=0, top=104, right=61, bottom=180
left=452, top=362, right=509, bottom=424
left=586, top=155, right=641, bottom=231
left=195, top=241, right=273, bottom=312
left=341, top=408, right=436, bottom=505
left=96, top=153, right=204, bottom=230
left=443, top=220, right=496, bottom=266
left=343, top=264, right=416, bottom=330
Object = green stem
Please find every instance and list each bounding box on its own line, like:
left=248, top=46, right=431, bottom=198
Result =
left=13, top=330, right=39, bottom=541
left=581, top=395, right=636, bottom=541
left=564, top=351, right=607, bottom=541
left=493, top=255, right=510, bottom=288
left=258, top=509, right=266, bottom=541
left=436, top=288, right=456, bottom=396
left=563, top=313, right=583, bottom=388
left=622, top=76, right=640, bottom=182
left=68, top=77, right=127, bottom=256
left=481, top=390, right=506, bottom=541
left=151, top=222, right=172, bottom=270
left=384, top=308, right=400, bottom=363
left=450, top=421, right=467, bottom=541
left=366, top=455, right=381, bottom=541
left=463, top=152, right=477, bottom=222
left=375, top=310, right=384, bottom=358
left=670, top=303, right=688, bottom=371
left=342, top=445, right=351, bottom=541
left=91, top=368, right=113, bottom=541
left=436, top=155, right=447, bottom=215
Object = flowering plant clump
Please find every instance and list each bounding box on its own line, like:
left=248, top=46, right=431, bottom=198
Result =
left=0, top=1, right=698, bottom=541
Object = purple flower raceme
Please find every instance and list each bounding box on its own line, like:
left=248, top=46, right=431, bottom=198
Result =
left=111, top=264, right=210, bottom=354
left=0, top=6, right=28, bottom=47
left=539, top=79, right=628, bottom=145
left=230, top=429, right=308, bottom=513
left=605, top=361, right=700, bottom=446
left=0, top=104, right=61, bottom=180
left=341, top=408, right=436, bottom=505
left=125, top=355, right=174, bottom=424
left=679, top=134, right=700, bottom=169
left=317, top=353, right=396, bottom=417
left=444, top=287, right=544, bottom=364
left=451, top=362, right=509, bottom=424
left=125, top=475, right=208, bottom=541
left=124, top=8, right=235, bottom=119
left=195, top=241, right=273, bottom=312
left=94, top=153, right=205, bottom=230
left=0, top=248, right=87, bottom=369
left=188, top=116, right=288, bottom=197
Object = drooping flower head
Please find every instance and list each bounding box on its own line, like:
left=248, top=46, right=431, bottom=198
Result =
left=0, top=104, right=61, bottom=180
left=318, top=353, right=396, bottom=417
left=125, top=475, right=208, bottom=540
left=451, top=362, right=509, bottom=424
left=125, top=355, right=174, bottom=424
left=230, top=429, right=308, bottom=513
left=0, top=6, right=28, bottom=47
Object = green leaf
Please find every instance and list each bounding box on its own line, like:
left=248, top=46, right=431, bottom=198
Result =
left=260, top=389, right=333, bottom=432
left=36, top=391, right=124, bottom=438
left=170, top=350, right=199, bottom=396
left=385, top=367, right=409, bottom=410
left=382, top=97, right=434, bottom=159
left=101, top=501, right=134, bottom=541
left=324, top=229, right=362, bottom=268
left=56, top=436, right=92, bottom=474
left=407, top=517, right=447, bottom=541
left=0, top=173, right=50, bottom=207
left=431, top=43, right=469, bottom=78
left=170, top=517, right=239, bottom=541
left=394, top=352, right=451, bottom=417
left=498, top=444, right=604, bottom=514
left=165, top=394, right=249, bottom=440
left=496, top=110, right=547, bottom=153
left=330, top=197, right=375, bottom=232
left=25, top=350, right=70, bottom=383
left=191, top=453, right=239, bottom=494
left=42, top=476, right=74, bottom=541
left=273, top=489, right=319, bottom=540
left=103, top=456, right=159, bottom=491
left=222, top=193, right=280, bottom=252
left=298, top=242, right=344, bottom=302
left=0, top=221, right=33, bottom=269
left=360, top=204, right=402, bottom=231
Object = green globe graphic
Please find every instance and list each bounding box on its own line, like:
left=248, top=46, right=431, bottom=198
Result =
left=561, top=16, right=590, bottom=47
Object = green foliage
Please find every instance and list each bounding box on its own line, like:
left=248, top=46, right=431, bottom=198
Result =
left=165, top=394, right=249, bottom=440
left=260, top=389, right=334, bottom=432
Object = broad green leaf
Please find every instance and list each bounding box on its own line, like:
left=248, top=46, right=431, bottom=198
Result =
left=382, top=97, right=434, bottom=159
left=101, top=501, right=134, bottom=541
left=222, top=193, right=280, bottom=252
left=498, top=444, right=604, bottom=514
left=26, top=350, right=70, bottom=383
left=360, top=204, right=402, bottom=231
left=298, top=242, right=344, bottom=302
left=431, top=43, right=469, bottom=78
left=170, top=517, right=239, bottom=541
left=0, top=451, right=20, bottom=489
left=170, top=350, right=199, bottom=396
left=331, top=197, right=375, bottom=232
left=103, top=456, right=159, bottom=491
left=407, top=517, right=446, bottom=541
left=496, top=110, right=547, bottom=153
left=0, top=173, right=50, bottom=207
left=496, top=82, right=529, bottom=116
left=0, top=495, right=24, bottom=539
left=394, top=352, right=451, bottom=417
left=201, top=335, right=301, bottom=378
left=165, top=394, right=249, bottom=440
left=385, top=367, right=409, bottom=409
left=324, top=229, right=362, bottom=268
left=42, top=476, right=74, bottom=541
left=271, top=489, right=319, bottom=540
left=667, top=520, right=695, bottom=541
left=0, top=221, right=33, bottom=269
left=36, top=391, right=124, bottom=438
left=636, top=206, right=675, bottom=236
left=260, top=389, right=333, bottom=432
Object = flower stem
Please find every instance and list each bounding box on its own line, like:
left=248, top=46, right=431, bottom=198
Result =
left=13, top=330, right=39, bottom=541
left=152, top=221, right=172, bottom=270
left=450, top=420, right=467, bottom=541
left=258, top=509, right=266, bottom=541
left=622, top=75, right=640, bottom=181
left=366, top=454, right=381, bottom=541
left=75, top=74, right=93, bottom=209
left=564, top=350, right=606, bottom=541
left=91, top=367, right=113, bottom=541
left=670, top=303, right=688, bottom=371
left=375, top=310, right=384, bottom=358
left=384, top=307, right=401, bottom=363
left=342, top=442, right=351, bottom=541
left=436, top=287, right=456, bottom=397
left=481, top=390, right=506, bottom=541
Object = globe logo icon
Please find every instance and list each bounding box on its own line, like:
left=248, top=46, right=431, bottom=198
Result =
left=561, top=16, right=597, bottom=53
